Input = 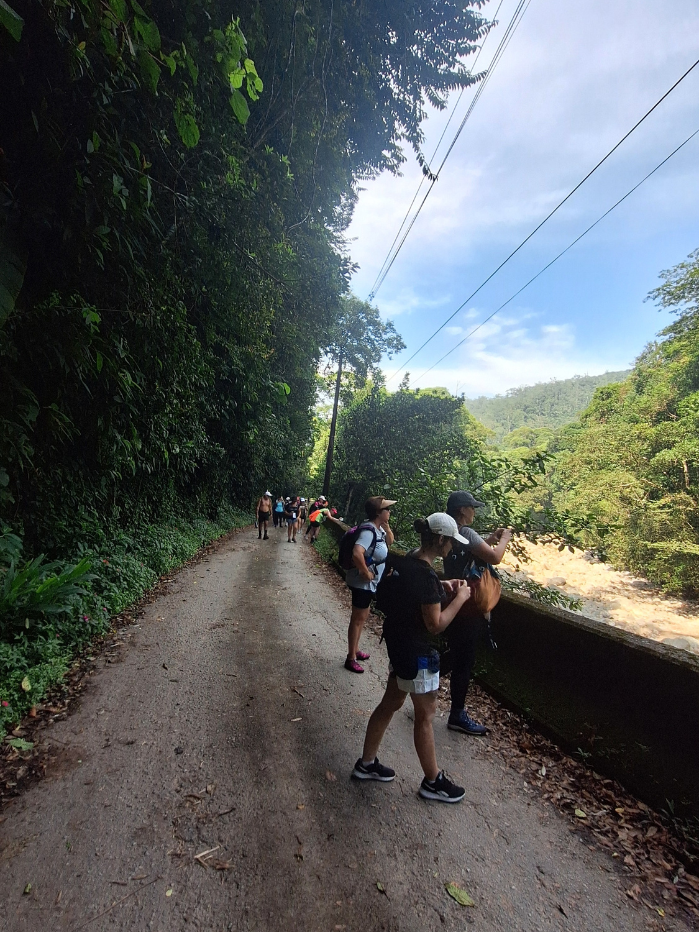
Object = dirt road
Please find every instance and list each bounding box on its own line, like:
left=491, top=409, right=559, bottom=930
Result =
left=0, top=529, right=675, bottom=931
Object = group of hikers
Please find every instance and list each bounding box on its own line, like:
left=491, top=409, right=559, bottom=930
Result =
left=255, top=491, right=337, bottom=543
left=255, top=487, right=512, bottom=805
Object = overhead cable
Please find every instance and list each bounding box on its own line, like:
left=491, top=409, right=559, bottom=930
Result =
left=387, top=54, right=699, bottom=383
left=368, top=0, right=529, bottom=301
left=409, top=126, right=699, bottom=386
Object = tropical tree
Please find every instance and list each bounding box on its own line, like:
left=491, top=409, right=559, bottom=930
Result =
left=320, top=295, right=404, bottom=496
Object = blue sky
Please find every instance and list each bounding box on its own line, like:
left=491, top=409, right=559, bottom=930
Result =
left=346, top=0, right=699, bottom=398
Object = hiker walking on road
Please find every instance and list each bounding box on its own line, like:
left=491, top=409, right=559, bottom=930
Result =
left=343, top=496, right=395, bottom=674
left=352, top=514, right=472, bottom=802
left=285, top=496, right=300, bottom=542
left=296, top=498, right=308, bottom=536
left=256, top=491, right=273, bottom=539
left=274, top=496, right=285, bottom=528
left=443, top=490, right=512, bottom=736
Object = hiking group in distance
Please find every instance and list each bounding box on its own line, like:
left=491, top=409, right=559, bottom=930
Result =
left=255, top=488, right=512, bottom=805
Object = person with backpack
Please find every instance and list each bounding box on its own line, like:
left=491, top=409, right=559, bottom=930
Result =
left=305, top=495, right=326, bottom=538
left=342, top=496, right=396, bottom=674
left=442, top=490, right=513, bottom=736
left=296, top=498, right=308, bottom=535
left=285, top=496, right=300, bottom=542
left=352, top=513, right=472, bottom=802
left=307, top=500, right=333, bottom=543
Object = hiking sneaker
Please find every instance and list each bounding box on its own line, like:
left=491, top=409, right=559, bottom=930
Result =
left=352, top=757, right=395, bottom=782
left=447, top=711, right=488, bottom=736
left=356, top=650, right=370, bottom=661
left=344, top=657, right=364, bottom=674
left=419, top=771, right=465, bottom=803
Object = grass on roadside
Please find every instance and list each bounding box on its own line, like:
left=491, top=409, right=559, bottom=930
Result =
left=0, top=506, right=251, bottom=733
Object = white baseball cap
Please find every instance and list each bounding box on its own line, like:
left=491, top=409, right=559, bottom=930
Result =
left=426, top=512, right=471, bottom=546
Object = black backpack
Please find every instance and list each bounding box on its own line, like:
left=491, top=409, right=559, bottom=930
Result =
left=374, top=551, right=433, bottom=617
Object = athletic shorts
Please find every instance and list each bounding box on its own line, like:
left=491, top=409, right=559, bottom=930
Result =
left=348, top=587, right=373, bottom=609
left=258, top=511, right=270, bottom=523
left=389, top=665, right=439, bottom=695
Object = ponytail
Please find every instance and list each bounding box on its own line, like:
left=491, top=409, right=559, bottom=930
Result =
left=413, top=517, right=440, bottom=547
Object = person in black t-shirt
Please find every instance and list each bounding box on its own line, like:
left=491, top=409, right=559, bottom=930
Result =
left=351, top=514, right=472, bottom=803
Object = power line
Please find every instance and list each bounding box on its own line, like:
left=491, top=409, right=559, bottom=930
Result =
left=367, top=0, right=506, bottom=298
left=387, top=54, right=699, bottom=383
left=410, top=125, right=699, bottom=386
left=368, top=0, right=529, bottom=301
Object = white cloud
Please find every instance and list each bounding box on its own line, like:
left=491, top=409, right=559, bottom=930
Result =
left=398, top=319, right=630, bottom=397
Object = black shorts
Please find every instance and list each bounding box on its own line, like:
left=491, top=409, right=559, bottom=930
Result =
left=258, top=511, right=270, bottom=523
left=349, top=587, right=373, bottom=609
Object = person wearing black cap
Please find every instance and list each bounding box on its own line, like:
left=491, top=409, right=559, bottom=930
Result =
left=443, top=490, right=513, bottom=736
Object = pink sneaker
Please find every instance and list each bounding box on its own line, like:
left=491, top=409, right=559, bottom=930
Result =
left=344, top=657, right=364, bottom=674
left=356, top=650, right=370, bottom=661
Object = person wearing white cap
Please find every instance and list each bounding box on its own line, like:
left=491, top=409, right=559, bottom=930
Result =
left=352, top=513, right=472, bottom=802
left=256, top=491, right=273, bottom=539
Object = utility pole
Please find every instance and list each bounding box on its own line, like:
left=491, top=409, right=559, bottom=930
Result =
left=322, top=349, right=343, bottom=499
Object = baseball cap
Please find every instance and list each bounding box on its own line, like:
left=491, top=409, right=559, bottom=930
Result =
left=446, top=490, right=485, bottom=515
left=318, top=495, right=327, bottom=502
left=426, top=512, right=471, bottom=546
left=300, top=497, right=306, bottom=502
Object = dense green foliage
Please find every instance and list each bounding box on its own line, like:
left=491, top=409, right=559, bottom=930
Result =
left=548, top=250, right=699, bottom=594
left=466, top=371, right=631, bottom=440
left=330, top=384, right=588, bottom=564
left=0, top=506, right=249, bottom=729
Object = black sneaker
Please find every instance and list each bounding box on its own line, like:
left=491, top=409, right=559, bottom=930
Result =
left=419, top=771, right=465, bottom=803
left=352, top=757, right=395, bottom=782
left=447, top=711, right=488, bottom=736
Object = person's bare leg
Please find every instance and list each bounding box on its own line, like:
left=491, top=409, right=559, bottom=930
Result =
left=411, top=692, right=439, bottom=781
left=347, top=605, right=370, bottom=661
left=361, top=677, right=407, bottom=762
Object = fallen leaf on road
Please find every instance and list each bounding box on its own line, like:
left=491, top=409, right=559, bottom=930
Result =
left=165, top=888, right=173, bottom=897
left=6, top=737, right=33, bottom=751
left=296, top=803, right=305, bottom=810
left=574, top=808, right=587, bottom=819
left=210, top=859, right=231, bottom=871
left=445, top=882, right=475, bottom=907
left=325, top=770, right=337, bottom=782
left=23, top=883, right=31, bottom=895
left=291, top=717, right=302, bottom=722
left=376, top=881, right=386, bottom=894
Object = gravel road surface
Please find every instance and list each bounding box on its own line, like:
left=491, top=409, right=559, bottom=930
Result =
left=0, top=529, right=672, bottom=930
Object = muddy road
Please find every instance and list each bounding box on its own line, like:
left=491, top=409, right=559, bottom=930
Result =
left=0, top=529, right=672, bottom=930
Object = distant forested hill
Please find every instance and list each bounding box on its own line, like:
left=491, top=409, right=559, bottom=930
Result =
left=465, top=371, right=631, bottom=438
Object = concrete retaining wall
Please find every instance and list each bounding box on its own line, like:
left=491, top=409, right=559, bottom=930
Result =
left=318, top=519, right=699, bottom=816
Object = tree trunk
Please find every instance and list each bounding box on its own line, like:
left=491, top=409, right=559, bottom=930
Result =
left=322, top=351, right=343, bottom=499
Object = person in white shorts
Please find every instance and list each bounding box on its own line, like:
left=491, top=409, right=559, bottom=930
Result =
left=351, top=513, right=472, bottom=802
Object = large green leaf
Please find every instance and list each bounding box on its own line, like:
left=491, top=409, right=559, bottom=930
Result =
left=229, top=89, right=249, bottom=125
left=0, top=0, right=23, bottom=41
left=174, top=109, right=200, bottom=149
left=134, top=15, right=160, bottom=52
